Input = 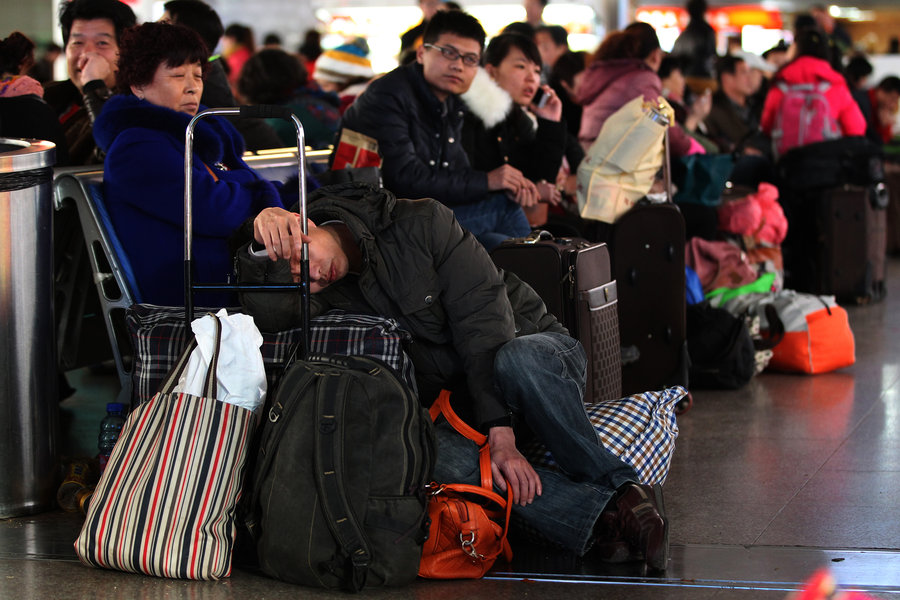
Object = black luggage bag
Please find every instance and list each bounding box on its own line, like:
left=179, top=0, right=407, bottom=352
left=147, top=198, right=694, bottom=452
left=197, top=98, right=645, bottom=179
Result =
left=589, top=202, right=689, bottom=396
left=778, top=138, right=888, bottom=303
left=490, top=231, right=622, bottom=404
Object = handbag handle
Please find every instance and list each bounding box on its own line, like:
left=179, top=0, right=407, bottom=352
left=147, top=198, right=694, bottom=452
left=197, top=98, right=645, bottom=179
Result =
left=429, top=390, right=499, bottom=496
left=157, top=313, right=223, bottom=398
left=429, top=390, right=515, bottom=564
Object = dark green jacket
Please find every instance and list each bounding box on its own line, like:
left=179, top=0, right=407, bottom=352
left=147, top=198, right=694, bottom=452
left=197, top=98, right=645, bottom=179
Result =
left=239, top=182, right=567, bottom=429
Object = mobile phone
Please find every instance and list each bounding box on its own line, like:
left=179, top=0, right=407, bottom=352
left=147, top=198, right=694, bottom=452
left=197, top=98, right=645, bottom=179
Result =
left=533, top=87, right=550, bottom=109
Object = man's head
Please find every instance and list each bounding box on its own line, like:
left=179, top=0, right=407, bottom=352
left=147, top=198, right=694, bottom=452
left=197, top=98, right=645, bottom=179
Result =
left=60, top=0, right=136, bottom=90
left=523, top=0, right=547, bottom=27
left=418, top=10, right=485, bottom=100
left=810, top=4, right=835, bottom=35
left=295, top=221, right=352, bottom=293
left=162, top=0, right=224, bottom=53
left=875, top=76, right=900, bottom=116
left=535, top=25, right=568, bottom=68
left=717, top=54, right=753, bottom=104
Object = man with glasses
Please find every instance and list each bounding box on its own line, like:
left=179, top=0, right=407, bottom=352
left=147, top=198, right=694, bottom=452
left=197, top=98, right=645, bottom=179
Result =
left=341, top=10, right=539, bottom=250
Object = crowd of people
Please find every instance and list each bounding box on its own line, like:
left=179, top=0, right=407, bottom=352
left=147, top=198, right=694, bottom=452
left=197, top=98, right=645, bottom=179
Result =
left=3, top=0, right=900, bottom=576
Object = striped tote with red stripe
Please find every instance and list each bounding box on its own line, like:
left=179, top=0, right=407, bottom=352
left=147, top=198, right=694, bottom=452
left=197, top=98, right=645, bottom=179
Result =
left=75, top=316, right=257, bottom=579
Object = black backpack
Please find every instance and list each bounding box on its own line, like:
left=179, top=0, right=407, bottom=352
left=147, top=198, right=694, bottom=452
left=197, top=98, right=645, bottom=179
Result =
left=686, top=302, right=756, bottom=390
left=246, top=353, right=435, bottom=591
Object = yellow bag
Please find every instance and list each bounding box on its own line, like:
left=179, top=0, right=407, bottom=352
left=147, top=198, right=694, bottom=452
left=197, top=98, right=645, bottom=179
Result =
left=577, top=96, right=673, bottom=223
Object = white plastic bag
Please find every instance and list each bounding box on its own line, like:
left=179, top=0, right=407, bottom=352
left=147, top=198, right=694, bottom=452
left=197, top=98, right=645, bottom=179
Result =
left=174, top=309, right=267, bottom=413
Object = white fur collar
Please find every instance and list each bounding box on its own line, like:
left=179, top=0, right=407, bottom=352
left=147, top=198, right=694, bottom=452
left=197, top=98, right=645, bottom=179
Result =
left=461, top=68, right=513, bottom=129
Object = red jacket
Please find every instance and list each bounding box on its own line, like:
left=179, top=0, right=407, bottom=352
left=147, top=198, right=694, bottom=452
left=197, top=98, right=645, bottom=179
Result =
left=761, top=56, right=866, bottom=137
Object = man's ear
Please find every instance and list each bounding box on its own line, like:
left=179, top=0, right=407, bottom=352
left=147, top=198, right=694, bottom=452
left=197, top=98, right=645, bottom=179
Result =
left=130, top=84, right=144, bottom=99
left=416, top=44, right=426, bottom=65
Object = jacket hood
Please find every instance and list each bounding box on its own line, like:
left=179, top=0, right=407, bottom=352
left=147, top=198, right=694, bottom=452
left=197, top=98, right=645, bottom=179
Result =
left=461, top=68, right=514, bottom=129
left=306, top=182, right=397, bottom=242
left=774, top=56, right=846, bottom=87
left=577, top=58, right=652, bottom=105
left=93, top=94, right=239, bottom=164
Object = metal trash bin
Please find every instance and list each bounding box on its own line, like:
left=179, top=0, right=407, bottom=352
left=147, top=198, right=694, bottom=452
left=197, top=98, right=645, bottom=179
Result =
left=0, top=138, right=58, bottom=518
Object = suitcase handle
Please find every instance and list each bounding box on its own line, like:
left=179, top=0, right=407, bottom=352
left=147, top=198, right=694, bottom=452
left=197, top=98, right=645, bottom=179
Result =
left=523, top=230, right=554, bottom=244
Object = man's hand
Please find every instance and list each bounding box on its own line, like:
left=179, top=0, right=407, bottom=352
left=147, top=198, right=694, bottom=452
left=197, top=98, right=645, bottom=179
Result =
left=78, top=52, right=114, bottom=88
left=253, top=207, right=304, bottom=262
left=488, top=426, right=542, bottom=506
left=487, top=164, right=529, bottom=194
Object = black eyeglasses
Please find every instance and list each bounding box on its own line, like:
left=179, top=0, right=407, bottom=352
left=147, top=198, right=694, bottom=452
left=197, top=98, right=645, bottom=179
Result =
left=423, top=43, right=480, bottom=67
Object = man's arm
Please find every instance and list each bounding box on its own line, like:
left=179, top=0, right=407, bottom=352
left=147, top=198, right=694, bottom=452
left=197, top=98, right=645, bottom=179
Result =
left=342, top=81, right=490, bottom=204
left=422, top=201, right=542, bottom=504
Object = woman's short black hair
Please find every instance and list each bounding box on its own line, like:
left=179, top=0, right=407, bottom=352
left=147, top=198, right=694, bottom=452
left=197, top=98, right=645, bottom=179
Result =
left=658, top=55, right=684, bottom=80
left=484, top=33, right=542, bottom=68
left=0, top=32, right=35, bottom=75
left=794, top=27, right=831, bottom=61
left=116, top=22, right=209, bottom=93
left=238, top=48, right=307, bottom=104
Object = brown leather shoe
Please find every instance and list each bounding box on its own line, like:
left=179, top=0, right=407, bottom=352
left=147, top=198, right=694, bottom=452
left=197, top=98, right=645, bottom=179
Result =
left=608, top=483, right=669, bottom=571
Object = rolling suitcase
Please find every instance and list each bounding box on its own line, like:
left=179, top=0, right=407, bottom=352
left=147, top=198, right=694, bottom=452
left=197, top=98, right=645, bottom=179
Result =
left=490, top=231, right=621, bottom=405
left=782, top=183, right=887, bottom=303
left=583, top=123, right=689, bottom=396
left=593, top=202, right=689, bottom=396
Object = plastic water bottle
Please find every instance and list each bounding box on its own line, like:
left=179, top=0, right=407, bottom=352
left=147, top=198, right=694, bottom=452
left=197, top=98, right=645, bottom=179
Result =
left=97, top=402, right=127, bottom=473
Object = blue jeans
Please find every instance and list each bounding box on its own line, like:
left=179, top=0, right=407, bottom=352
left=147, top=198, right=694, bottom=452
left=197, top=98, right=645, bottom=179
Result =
left=451, top=193, right=531, bottom=251
left=432, top=332, right=639, bottom=555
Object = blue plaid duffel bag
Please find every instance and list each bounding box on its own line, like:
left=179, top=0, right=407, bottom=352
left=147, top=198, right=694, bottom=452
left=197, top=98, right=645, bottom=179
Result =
left=522, top=386, right=685, bottom=485
left=126, top=305, right=416, bottom=406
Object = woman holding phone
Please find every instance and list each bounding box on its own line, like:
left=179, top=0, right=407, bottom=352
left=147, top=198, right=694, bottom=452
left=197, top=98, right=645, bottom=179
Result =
left=460, top=33, right=565, bottom=208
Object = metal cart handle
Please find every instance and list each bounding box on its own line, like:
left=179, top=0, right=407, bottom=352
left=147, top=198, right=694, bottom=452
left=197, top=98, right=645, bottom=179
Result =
left=183, top=106, right=310, bottom=353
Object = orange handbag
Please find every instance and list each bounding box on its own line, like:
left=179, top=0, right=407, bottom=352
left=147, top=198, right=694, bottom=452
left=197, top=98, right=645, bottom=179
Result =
left=418, top=390, right=513, bottom=579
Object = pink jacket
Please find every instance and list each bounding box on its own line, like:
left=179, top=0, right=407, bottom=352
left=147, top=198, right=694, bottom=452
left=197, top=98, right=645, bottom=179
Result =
left=577, top=58, right=693, bottom=156
left=760, top=56, right=866, bottom=137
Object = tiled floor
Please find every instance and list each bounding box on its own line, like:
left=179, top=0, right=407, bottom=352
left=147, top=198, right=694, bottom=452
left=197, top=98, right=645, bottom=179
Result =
left=4, top=260, right=900, bottom=598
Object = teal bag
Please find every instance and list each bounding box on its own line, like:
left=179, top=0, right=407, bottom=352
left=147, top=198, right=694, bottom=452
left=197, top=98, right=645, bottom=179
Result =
left=673, top=153, right=734, bottom=207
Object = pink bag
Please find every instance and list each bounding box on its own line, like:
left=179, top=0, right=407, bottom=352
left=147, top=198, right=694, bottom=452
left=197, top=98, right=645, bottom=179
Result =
left=718, top=183, right=787, bottom=246
left=685, top=238, right=759, bottom=293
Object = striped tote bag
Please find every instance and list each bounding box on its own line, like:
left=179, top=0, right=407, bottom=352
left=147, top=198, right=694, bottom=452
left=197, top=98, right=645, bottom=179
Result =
left=75, top=316, right=257, bottom=579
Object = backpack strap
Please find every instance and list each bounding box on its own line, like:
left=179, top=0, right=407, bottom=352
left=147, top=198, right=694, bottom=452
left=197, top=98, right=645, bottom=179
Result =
left=314, top=372, right=371, bottom=592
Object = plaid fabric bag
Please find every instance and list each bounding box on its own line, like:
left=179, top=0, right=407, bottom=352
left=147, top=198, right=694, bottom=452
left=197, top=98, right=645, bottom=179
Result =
left=127, top=305, right=415, bottom=406
left=75, top=315, right=256, bottom=579
left=523, top=386, right=684, bottom=485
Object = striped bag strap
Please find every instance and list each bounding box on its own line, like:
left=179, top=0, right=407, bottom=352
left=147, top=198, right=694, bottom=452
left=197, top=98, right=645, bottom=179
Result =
left=157, top=313, right=223, bottom=397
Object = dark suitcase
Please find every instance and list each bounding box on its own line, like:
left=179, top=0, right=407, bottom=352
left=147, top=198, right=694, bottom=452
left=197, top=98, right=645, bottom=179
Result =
left=783, top=183, right=887, bottom=303
left=885, top=161, right=900, bottom=255
left=588, top=202, right=689, bottom=396
left=490, top=231, right=622, bottom=404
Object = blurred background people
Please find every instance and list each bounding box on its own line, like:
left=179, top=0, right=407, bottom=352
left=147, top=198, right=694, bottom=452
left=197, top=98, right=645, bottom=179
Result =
left=222, top=23, right=255, bottom=91
left=297, top=29, right=323, bottom=73
left=760, top=27, right=866, bottom=153
left=670, top=0, right=717, bottom=83
left=577, top=22, right=697, bottom=157
left=868, top=76, right=900, bottom=144
left=523, top=0, right=546, bottom=28
left=238, top=48, right=341, bottom=149
left=535, top=24, right=568, bottom=83
left=0, top=31, right=68, bottom=165
left=313, top=38, right=376, bottom=113
left=28, top=42, right=61, bottom=84
left=399, top=0, right=446, bottom=65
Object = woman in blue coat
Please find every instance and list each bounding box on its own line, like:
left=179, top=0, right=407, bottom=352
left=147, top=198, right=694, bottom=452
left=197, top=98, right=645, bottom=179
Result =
left=93, top=22, right=296, bottom=307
